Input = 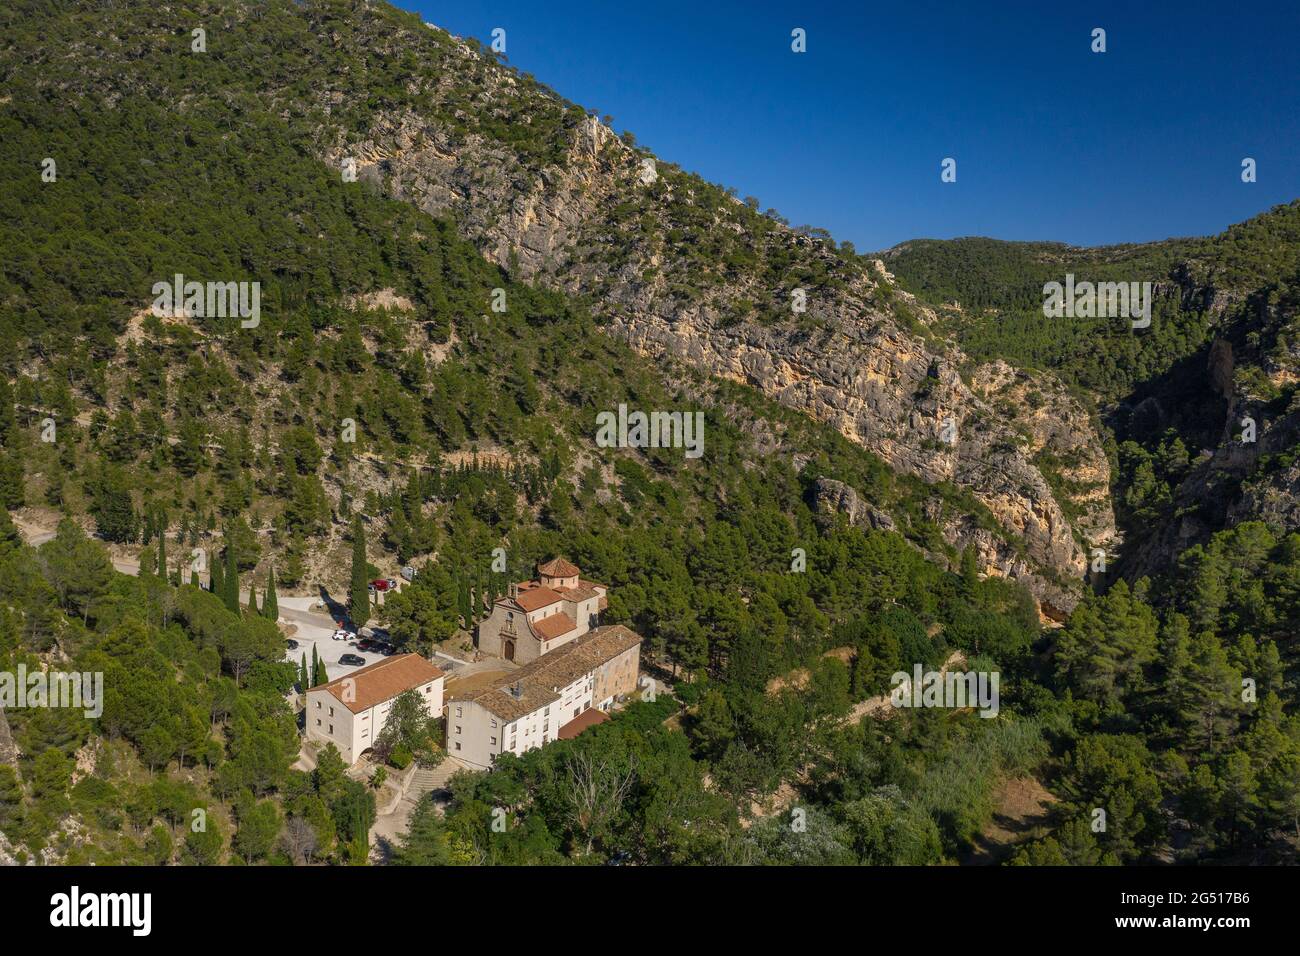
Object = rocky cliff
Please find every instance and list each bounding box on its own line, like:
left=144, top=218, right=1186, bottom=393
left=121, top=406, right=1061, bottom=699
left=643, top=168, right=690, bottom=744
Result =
left=308, top=15, right=1115, bottom=607
left=29, top=0, right=1116, bottom=607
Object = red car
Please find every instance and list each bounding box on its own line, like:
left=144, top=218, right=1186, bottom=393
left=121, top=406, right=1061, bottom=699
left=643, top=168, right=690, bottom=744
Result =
left=369, top=578, right=398, bottom=592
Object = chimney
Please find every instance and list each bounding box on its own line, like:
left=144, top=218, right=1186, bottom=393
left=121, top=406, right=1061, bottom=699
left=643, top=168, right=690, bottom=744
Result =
left=510, top=681, right=523, bottom=699
left=509, top=582, right=519, bottom=601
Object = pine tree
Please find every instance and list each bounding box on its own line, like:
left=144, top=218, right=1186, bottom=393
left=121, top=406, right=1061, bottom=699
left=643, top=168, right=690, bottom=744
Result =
left=263, top=565, right=279, bottom=620
left=349, top=513, right=370, bottom=626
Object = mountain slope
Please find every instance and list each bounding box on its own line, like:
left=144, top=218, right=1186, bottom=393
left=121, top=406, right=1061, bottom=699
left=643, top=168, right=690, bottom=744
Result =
left=2, top=0, right=1300, bottom=870
left=1, top=0, right=1116, bottom=608
left=886, top=202, right=1300, bottom=579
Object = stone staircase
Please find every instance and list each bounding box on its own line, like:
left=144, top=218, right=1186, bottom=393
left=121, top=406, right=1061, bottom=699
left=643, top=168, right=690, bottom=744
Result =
left=407, top=756, right=470, bottom=798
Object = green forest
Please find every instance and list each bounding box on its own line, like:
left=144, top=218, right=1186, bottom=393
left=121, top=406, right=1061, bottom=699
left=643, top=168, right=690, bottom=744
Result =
left=1, top=0, right=1299, bottom=867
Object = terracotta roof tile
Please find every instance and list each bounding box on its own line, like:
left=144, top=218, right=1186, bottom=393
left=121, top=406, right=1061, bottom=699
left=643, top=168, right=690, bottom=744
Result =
left=558, top=708, right=610, bottom=739
left=533, top=612, right=578, bottom=640
left=538, top=557, right=580, bottom=577
left=313, top=654, right=444, bottom=715
left=451, top=625, right=642, bottom=720
left=514, top=585, right=564, bottom=612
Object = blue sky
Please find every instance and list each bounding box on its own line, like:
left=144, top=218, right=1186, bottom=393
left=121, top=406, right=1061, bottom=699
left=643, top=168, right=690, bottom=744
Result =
left=402, top=0, right=1300, bottom=252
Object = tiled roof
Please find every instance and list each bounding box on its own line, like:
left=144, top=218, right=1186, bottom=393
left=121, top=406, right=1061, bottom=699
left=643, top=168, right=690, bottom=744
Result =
left=312, top=654, right=444, bottom=715
left=558, top=708, right=610, bottom=739
left=513, top=585, right=564, bottom=612
left=470, top=683, right=559, bottom=723
left=554, top=584, right=601, bottom=603
left=451, top=625, right=642, bottom=720
left=538, top=557, right=580, bottom=577
left=532, top=612, right=578, bottom=640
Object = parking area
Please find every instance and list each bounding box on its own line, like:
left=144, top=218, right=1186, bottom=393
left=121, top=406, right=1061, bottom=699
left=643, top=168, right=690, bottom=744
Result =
left=283, top=616, right=393, bottom=681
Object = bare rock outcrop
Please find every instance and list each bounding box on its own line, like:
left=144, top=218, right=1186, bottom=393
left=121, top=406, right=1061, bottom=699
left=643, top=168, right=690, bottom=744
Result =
left=322, top=82, right=1116, bottom=609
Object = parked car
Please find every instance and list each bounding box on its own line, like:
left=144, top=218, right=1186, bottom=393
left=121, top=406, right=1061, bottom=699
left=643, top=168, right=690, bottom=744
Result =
left=400, top=566, right=418, bottom=581
left=338, top=654, right=366, bottom=666
left=286, top=639, right=299, bottom=650
left=377, top=643, right=397, bottom=656
left=356, top=639, right=377, bottom=652
left=370, top=578, right=392, bottom=592
left=331, top=629, right=351, bottom=641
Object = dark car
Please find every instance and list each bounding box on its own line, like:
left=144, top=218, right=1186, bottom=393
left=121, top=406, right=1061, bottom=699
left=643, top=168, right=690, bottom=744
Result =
left=286, top=639, right=299, bottom=650
left=377, top=643, right=397, bottom=656
left=338, top=654, right=366, bottom=666
left=356, top=639, right=377, bottom=652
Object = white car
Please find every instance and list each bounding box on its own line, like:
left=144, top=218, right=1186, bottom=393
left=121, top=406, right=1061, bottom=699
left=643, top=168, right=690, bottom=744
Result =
left=331, top=629, right=351, bottom=641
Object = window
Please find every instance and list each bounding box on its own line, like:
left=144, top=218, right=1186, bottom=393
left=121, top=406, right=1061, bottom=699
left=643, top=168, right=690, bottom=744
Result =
left=454, top=742, right=461, bottom=751
left=315, top=701, right=321, bottom=709
left=455, top=725, right=461, bottom=735
left=574, top=707, right=581, bottom=718
left=315, top=718, right=321, bottom=727
left=328, top=724, right=334, bottom=734
left=329, top=706, right=334, bottom=717
left=456, top=705, right=462, bottom=717
left=490, top=719, right=497, bottom=728
left=490, top=736, right=497, bottom=745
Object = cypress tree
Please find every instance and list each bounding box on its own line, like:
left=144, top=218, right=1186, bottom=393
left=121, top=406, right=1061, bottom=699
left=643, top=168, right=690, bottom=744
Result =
left=263, top=565, right=279, bottom=620
left=349, top=513, right=370, bottom=626
left=313, top=655, right=328, bottom=686
left=190, top=568, right=200, bottom=588
left=247, top=583, right=259, bottom=616
left=209, top=550, right=223, bottom=596
left=458, top=576, right=472, bottom=628
left=223, top=539, right=240, bottom=615
left=157, top=528, right=168, bottom=584
left=300, top=653, right=309, bottom=691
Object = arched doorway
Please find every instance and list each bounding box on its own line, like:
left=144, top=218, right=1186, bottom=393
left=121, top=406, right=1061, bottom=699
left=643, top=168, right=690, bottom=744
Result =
left=503, top=639, right=515, bottom=662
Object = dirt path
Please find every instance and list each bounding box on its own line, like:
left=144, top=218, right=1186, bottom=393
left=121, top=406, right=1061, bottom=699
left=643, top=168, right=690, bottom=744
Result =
left=842, top=650, right=967, bottom=723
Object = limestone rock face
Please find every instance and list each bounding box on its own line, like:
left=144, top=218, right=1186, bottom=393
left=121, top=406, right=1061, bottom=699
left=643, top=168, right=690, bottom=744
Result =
left=1124, top=309, right=1300, bottom=578
left=325, top=96, right=1114, bottom=608
left=811, top=477, right=898, bottom=532
left=306, top=28, right=1117, bottom=608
